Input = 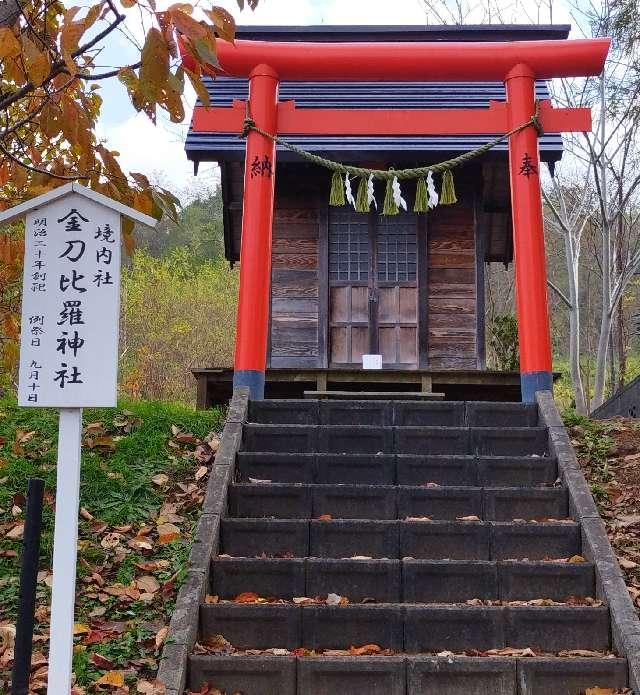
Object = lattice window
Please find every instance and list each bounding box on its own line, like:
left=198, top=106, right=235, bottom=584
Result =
left=329, top=211, right=369, bottom=282
left=377, top=215, right=417, bottom=282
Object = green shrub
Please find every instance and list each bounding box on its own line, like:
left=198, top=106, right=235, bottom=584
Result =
left=119, top=248, right=238, bottom=403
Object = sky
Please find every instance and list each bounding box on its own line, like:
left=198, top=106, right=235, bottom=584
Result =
left=96, top=0, right=578, bottom=199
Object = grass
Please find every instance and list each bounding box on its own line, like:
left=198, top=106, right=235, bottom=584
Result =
left=0, top=394, right=225, bottom=692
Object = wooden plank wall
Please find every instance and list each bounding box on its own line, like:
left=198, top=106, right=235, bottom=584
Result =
left=427, top=187, right=478, bottom=369
left=225, top=162, right=482, bottom=370
left=271, top=204, right=320, bottom=367
left=224, top=163, right=323, bottom=368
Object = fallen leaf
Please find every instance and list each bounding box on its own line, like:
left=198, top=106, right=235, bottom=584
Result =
left=137, top=680, right=167, bottom=694
left=194, top=466, right=208, bottom=481
left=94, top=670, right=125, bottom=687
left=619, top=557, right=638, bottom=570
left=567, top=555, right=586, bottom=563
left=318, top=514, right=332, bottom=521
left=6, top=522, right=24, bottom=539
left=349, top=643, right=381, bottom=655
left=155, top=626, right=169, bottom=648
left=91, top=652, right=115, bottom=669
left=234, top=592, right=261, bottom=604
left=157, top=523, right=181, bottom=544
left=73, top=624, right=90, bottom=635
left=137, top=575, right=161, bottom=594
left=152, top=473, right=169, bottom=487
left=326, top=592, right=347, bottom=606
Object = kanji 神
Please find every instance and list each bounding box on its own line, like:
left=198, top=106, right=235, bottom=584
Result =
left=59, top=269, right=87, bottom=293
left=57, top=208, right=89, bottom=232
left=57, top=300, right=85, bottom=326
left=519, top=153, right=538, bottom=178
left=53, top=363, right=83, bottom=388
left=59, top=239, right=86, bottom=263
left=250, top=155, right=273, bottom=179
left=56, top=330, right=85, bottom=358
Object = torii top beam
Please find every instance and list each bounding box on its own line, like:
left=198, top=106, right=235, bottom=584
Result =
left=212, top=38, right=610, bottom=81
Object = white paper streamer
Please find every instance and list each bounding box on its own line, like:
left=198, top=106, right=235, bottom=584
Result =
left=392, top=176, right=407, bottom=211
left=367, top=174, right=377, bottom=210
left=345, top=173, right=356, bottom=208
left=427, top=171, right=439, bottom=209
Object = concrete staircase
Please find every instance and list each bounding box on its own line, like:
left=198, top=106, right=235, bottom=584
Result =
left=186, top=399, right=630, bottom=694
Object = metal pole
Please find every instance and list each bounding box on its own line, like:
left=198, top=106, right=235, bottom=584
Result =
left=11, top=478, right=45, bottom=695
left=505, top=64, right=554, bottom=402
left=46, top=408, right=83, bottom=695
left=232, top=64, right=279, bottom=400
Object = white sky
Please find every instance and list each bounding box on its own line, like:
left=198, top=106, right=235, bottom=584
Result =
left=96, top=0, right=579, bottom=198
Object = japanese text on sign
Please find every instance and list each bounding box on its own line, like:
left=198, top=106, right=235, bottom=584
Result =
left=18, top=193, right=121, bottom=407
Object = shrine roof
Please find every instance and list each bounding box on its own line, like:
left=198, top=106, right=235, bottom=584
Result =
left=185, top=25, right=568, bottom=168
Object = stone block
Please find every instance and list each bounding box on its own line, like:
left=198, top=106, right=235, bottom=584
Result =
left=297, top=656, right=406, bottom=695
left=315, top=454, right=396, bottom=485
left=312, top=484, right=396, bottom=520
left=211, top=558, right=305, bottom=599
left=406, top=656, right=516, bottom=695
left=483, top=488, right=568, bottom=522
left=199, top=603, right=301, bottom=649
left=306, top=558, right=401, bottom=602
left=396, top=427, right=470, bottom=455
left=403, top=559, right=497, bottom=603
left=397, top=486, right=482, bottom=521
left=301, top=605, right=404, bottom=650
left=188, top=655, right=296, bottom=695
left=490, top=521, right=581, bottom=561
left=404, top=606, right=505, bottom=652
left=220, top=518, right=309, bottom=558
left=310, top=519, right=399, bottom=559
left=396, top=455, right=477, bottom=486
left=394, top=402, right=465, bottom=427
left=400, top=520, right=490, bottom=560
left=235, top=452, right=315, bottom=483
left=228, top=482, right=312, bottom=519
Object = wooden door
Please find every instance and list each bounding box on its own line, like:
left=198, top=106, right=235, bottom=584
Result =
left=328, top=208, right=419, bottom=367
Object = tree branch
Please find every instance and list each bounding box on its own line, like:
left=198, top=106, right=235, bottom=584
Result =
left=547, top=279, right=573, bottom=309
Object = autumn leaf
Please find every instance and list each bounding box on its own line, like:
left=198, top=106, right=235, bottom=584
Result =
left=204, top=7, right=236, bottom=42
left=94, top=670, right=125, bottom=687
left=91, top=652, right=116, bottom=669
left=152, top=473, right=169, bottom=486
left=0, top=27, right=20, bottom=59
left=349, top=643, right=381, bottom=656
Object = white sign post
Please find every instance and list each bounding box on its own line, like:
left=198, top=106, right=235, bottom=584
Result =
left=0, top=183, right=156, bottom=694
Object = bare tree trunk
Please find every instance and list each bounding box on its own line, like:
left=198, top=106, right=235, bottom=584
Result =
left=566, top=244, right=588, bottom=414
left=592, top=75, right=610, bottom=410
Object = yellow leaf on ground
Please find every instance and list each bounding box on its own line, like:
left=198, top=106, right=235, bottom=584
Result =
left=94, top=670, right=125, bottom=687
left=73, top=623, right=90, bottom=635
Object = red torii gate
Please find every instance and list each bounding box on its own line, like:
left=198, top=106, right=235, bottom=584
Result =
left=186, top=37, right=610, bottom=402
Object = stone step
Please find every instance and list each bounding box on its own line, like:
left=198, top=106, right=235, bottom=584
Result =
left=220, top=518, right=582, bottom=561
left=198, top=603, right=610, bottom=653
left=209, top=557, right=595, bottom=603
left=188, top=655, right=628, bottom=695
left=248, top=399, right=539, bottom=428
left=236, top=452, right=558, bottom=486
left=242, top=424, right=549, bottom=457
left=227, top=483, right=568, bottom=521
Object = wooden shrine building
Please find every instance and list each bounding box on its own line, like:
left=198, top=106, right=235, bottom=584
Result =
left=184, top=25, right=598, bottom=406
